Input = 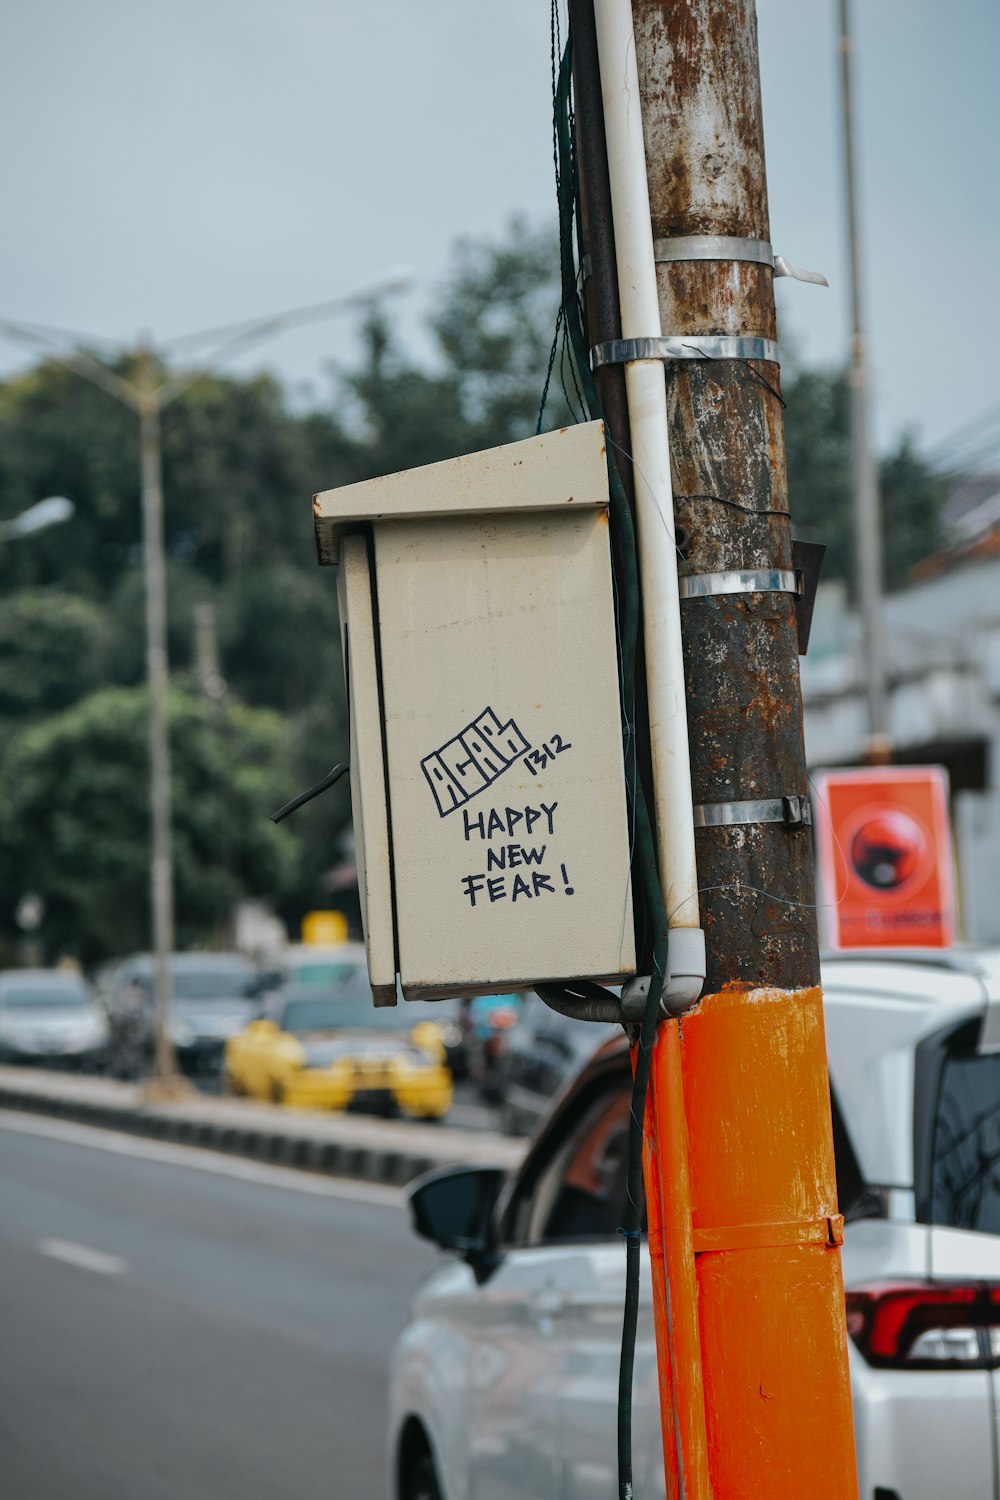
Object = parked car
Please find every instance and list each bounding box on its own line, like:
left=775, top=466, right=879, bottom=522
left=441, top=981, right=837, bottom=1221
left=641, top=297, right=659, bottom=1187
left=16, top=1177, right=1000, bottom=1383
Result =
left=103, top=952, right=259, bottom=1076
left=258, top=941, right=368, bottom=994
left=0, top=968, right=109, bottom=1069
left=223, top=972, right=456, bottom=1120
left=257, top=942, right=467, bottom=1087
left=390, top=949, right=1000, bottom=1500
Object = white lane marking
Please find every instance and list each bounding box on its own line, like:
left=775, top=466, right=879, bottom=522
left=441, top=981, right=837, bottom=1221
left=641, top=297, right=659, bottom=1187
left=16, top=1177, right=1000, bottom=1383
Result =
left=39, top=1237, right=128, bottom=1276
left=0, top=1110, right=404, bottom=1207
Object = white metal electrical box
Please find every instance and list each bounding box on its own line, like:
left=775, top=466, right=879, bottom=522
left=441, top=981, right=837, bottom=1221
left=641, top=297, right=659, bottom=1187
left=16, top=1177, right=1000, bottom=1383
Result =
left=315, top=419, right=636, bottom=1002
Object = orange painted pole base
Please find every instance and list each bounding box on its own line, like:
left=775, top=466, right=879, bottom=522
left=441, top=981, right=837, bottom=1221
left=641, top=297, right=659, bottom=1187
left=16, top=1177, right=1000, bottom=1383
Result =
left=680, top=985, right=859, bottom=1498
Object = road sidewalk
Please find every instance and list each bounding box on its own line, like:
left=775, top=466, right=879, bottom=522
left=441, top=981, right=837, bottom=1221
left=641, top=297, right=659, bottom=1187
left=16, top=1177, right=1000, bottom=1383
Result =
left=0, top=1065, right=526, bottom=1185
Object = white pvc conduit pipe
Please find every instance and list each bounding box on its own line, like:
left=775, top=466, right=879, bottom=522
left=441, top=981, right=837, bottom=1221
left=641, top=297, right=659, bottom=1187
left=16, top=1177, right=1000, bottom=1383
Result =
left=593, top=0, right=704, bottom=1003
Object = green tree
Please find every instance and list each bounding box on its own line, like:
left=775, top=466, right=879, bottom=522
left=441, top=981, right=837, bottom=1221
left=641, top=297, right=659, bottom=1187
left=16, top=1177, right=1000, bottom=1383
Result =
left=323, top=220, right=571, bottom=487
left=0, top=363, right=139, bottom=598
left=433, top=218, right=570, bottom=447
left=0, top=589, right=111, bottom=720
left=0, top=359, right=351, bottom=713
left=879, top=434, right=948, bottom=584
left=783, top=362, right=945, bottom=591
left=273, top=689, right=355, bottom=939
left=329, top=312, right=469, bottom=482
left=0, top=685, right=295, bottom=964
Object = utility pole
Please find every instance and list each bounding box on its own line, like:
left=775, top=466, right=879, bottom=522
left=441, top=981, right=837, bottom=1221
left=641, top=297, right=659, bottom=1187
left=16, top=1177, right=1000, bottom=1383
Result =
left=839, top=0, right=890, bottom=758
left=136, top=346, right=179, bottom=1088
left=576, top=2, right=858, bottom=1493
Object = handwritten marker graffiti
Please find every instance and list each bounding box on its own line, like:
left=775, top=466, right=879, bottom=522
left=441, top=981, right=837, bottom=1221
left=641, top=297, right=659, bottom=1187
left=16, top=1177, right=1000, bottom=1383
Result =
left=458, top=801, right=576, bottom=907
left=421, top=707, right=531, bottom=818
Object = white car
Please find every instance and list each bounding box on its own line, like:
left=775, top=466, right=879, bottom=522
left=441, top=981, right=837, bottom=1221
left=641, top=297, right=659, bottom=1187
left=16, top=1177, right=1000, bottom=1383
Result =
left=390, top=949, right=1000, bottom=1500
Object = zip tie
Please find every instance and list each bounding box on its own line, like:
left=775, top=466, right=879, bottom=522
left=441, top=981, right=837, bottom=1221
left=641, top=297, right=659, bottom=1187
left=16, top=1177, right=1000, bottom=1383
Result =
left=679, top=567, right=800, bottom=601
left=591, top=335, right=780, bottom=369
left=694, top=796, right=812, bottom=831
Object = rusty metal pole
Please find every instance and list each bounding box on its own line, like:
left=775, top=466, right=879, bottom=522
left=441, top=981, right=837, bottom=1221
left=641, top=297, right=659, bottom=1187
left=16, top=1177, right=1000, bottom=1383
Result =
left=622, top=2, right=860, bottom=1493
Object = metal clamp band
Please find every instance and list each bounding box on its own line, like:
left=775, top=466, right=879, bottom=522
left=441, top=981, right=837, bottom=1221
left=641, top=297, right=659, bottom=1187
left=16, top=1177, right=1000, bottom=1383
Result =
left=679, top=568, right=800, bottom=601
left=694, top=796, right=812, bottom=830
left=691, top=1214, right=844, bottom=1254
left=654, top=234, right=774, bottom=267
left=591, top=335, right=780, bottom=370
left=652, top=235, right=828, bottom=287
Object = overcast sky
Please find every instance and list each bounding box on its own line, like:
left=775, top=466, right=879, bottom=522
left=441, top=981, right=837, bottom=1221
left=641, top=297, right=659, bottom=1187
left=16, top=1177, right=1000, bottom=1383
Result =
left=0, top=1, right=996, bottom=461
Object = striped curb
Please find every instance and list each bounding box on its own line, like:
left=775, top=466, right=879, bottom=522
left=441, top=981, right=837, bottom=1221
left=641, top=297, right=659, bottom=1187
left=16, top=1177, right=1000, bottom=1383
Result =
left=0, top=1078, right=518, bottom=1187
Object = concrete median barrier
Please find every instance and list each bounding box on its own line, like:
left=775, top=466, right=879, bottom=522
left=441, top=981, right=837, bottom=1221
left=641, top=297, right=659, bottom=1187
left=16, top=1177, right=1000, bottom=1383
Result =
left=0, top=1065, right=526, bottom=1184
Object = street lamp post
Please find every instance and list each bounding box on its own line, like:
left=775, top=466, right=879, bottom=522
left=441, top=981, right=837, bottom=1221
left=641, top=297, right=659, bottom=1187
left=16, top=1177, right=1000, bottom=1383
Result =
left=838, top=0, right=889, bottom=760
left=135, top=349, right=177, bottom=1084
left=0, top=274, right=411, bottom=1087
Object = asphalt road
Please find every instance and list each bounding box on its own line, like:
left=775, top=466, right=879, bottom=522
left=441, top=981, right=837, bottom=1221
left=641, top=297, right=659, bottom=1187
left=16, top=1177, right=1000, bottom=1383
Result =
left=0, top=1110, right=441, bottom=1500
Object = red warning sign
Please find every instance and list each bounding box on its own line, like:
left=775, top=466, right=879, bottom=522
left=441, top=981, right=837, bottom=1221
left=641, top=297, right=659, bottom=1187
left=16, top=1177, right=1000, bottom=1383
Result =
left=813, top=766, right=956, bottom=950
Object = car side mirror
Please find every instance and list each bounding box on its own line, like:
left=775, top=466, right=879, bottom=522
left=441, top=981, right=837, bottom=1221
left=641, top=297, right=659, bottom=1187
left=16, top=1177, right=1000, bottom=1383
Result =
left=408, top=1165, right=505, bottom=1282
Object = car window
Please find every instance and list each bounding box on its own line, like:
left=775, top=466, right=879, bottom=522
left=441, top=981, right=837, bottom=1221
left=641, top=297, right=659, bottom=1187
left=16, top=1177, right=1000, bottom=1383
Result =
left=925, top=1019, right=1000, bottom=1233
left=830, top=1084, right=873, bottom=1222
left=291, top=961, right=365, bottom=987
left=281, top=995, right=359, bottom=1031
left=172, top=969, right=253, bottom=1000
left=504, top=1071, right=633, bottom=1246
left=0, top=985, right=88, bottom=1008
left=278, top=983, right=459, bottom=1033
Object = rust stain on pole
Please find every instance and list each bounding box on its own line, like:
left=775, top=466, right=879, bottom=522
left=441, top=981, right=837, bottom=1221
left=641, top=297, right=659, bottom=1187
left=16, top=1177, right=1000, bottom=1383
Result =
left=635, top=0, right=769, bottom=240
left=633, top=0, right=815, bottom=995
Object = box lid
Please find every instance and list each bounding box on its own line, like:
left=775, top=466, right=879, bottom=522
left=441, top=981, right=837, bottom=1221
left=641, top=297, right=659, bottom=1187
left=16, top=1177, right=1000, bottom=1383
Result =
left=313, top=420, right=608, bottom=564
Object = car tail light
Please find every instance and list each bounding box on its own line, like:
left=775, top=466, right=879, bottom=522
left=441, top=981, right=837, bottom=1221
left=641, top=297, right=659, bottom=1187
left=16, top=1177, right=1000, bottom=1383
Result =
left=845, top=1281, right=1000, bottom=1369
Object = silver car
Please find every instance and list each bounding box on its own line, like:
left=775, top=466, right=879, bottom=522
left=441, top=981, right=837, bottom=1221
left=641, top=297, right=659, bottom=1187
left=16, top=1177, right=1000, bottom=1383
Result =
left=0, top=968, right=109, bottom=1068
left=390, top=949, right=1000, bottom=1500
left=103, top=951, right=259, bottom=1076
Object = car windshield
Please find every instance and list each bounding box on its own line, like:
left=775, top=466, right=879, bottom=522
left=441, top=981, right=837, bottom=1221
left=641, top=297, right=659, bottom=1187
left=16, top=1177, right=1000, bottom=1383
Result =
left=280, top=979, right=458, bottom=1034
left=289, top=961, right=364, bottom=987
left=171, top=970, right=252, bottom=1001
left=1, top=987, right=88, bottom=1009
left=928, top=1024, right=1000, bottom=1232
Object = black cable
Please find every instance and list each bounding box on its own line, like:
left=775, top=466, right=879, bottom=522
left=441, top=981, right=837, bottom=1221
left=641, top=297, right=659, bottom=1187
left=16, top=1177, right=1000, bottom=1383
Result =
left=618, top=812, right=668, bottom=1500
left=675, top=344, right=787, bottom=410
left=269, top=764, right=348, bottom=823
left=739, top=358, right=787, bottom=409
left=536, top=306, right=564, bottom=435
left=535, top=979, right=623, bottom=1024
left=676, top=491, right=791, bottom=519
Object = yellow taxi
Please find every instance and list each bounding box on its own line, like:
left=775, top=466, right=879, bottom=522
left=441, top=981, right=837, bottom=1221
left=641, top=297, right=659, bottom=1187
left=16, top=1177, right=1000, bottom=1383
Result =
left=223, top=966, right=454, bottom=1120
